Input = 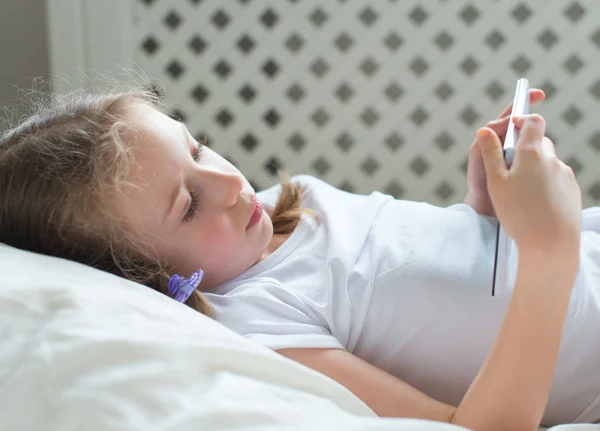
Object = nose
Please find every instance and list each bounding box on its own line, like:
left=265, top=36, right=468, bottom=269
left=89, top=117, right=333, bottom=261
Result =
left=196, top=166, right=244, bottom=207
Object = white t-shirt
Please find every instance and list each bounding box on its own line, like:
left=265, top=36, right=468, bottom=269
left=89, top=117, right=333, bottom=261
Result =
left=205, top=175, right=600, bottom=425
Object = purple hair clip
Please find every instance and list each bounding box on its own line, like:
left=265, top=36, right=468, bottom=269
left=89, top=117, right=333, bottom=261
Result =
left=168, top=269, right=204, bottom=303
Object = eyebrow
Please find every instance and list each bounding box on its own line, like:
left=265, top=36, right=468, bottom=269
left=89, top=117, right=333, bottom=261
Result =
left=163, top=123, right=190, bottom=224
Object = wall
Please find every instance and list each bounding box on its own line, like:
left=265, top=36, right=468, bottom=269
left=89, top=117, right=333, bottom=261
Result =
left=132, top=0, right=600, bottom=207
left=0, top=0, right=50, bottom=106
left=41, top=0, right=600, bottom=207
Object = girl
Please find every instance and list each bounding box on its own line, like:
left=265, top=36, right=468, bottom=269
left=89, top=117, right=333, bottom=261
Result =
left=0, top=85, right=591, bottom=430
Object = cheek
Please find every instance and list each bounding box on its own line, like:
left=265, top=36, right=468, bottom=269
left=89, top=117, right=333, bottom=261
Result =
left=187, top=219, right=245, bottom=267
left=202, top=228, right=238, bottom=257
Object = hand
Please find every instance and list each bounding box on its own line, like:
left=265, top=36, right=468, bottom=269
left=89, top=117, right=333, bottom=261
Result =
left=464, top=89, right=545, bottom=217
left=477, top=114, right=582, bottom=253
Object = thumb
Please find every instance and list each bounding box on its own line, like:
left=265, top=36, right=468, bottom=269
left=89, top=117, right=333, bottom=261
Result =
left=476, top=127, right=507, bottom=183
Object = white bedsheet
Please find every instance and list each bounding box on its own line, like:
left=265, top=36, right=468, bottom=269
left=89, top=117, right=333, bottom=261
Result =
left=0, top=243, right=597, bottom=431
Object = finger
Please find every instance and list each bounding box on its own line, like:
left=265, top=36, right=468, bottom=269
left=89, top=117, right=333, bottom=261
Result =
left=496, top=89, right=545, bottom=118
left=540, top=137, right=556, bottom=157
left=487, top=116, right=511, bottom=139
left=558, top=160, right=577, bottom=178
left=487, top=89, right=545, bottom=139
left=477, top=127, right=508, bottom=182
left=496, top=89, right=545, bottom=119
left=513, top=114, right=546, bottom=150
left=530, top=89, right=545, bottom=105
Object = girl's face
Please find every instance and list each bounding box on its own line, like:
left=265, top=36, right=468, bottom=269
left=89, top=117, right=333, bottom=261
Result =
left=118, top=103, right=273, bottom=290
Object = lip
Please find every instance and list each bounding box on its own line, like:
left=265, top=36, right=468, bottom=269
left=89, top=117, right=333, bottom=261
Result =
left=246, top=196, right=263, bottom=230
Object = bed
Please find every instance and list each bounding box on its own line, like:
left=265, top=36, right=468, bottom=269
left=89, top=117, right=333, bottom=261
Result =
left=0, top=243, right=596, bottom=431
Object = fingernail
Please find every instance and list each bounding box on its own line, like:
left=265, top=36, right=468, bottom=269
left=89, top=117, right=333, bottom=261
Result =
left=512, top=115, right=526, bottom=125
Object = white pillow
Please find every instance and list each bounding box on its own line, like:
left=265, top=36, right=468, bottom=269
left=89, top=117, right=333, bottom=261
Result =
left=0, top=244, right=591, bottom=431
left=0, top=243, right=467, bottom=430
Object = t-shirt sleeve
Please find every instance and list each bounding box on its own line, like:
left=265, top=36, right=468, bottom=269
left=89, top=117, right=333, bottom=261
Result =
left=446, top=202, right=496, bottom=224
left=205, top=280, right=344, bottom=351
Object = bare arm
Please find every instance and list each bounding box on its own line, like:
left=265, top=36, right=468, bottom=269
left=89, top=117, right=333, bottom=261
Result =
left=280, top=114, right=581, bottom=431
left=451, top=247, right=578, bottom=431
left=277, top=347, right=455, bottom=422
left=464, top=89, right=546, bottom=217
left=278, top=248, right=578, bottom=431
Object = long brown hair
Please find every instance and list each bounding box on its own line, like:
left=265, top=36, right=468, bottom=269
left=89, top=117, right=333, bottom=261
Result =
left=0, top=84, right=314, bottom=316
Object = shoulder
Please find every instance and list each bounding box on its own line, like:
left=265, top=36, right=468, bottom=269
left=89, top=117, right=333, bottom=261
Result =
left=207, top=278, right=305, bottom=310
left=256, top=174, right=338, bottom=192
left=289, top=174, right=332, bottom=190
left=205, top=279, right=341, bottom=350
left=257, top=175, right=335, bottom=208
left=206, top=278, right=322, bottom=325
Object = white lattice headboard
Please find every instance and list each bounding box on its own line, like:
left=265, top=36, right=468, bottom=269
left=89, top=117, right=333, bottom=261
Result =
left=47, top=0, right=600, bottom=207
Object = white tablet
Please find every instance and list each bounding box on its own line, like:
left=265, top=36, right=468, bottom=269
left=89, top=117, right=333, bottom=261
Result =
left=492, top=78, right=530, bottom=296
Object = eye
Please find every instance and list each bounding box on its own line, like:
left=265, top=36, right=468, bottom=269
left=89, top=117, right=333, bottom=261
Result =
left=184, top=137, right=206, bottom=223
left=183, top=190, right=198, bottom=223
left=192, top=137, right=206, bottom=162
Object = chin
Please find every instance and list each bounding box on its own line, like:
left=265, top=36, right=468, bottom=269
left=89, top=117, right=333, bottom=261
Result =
left=263, top=214, right=274, bottom=240
left=260, top=216, right=274, bottom=250
left=254, top=230, right=273, bottom=264
left=261, top=210, right=273, bottom=230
